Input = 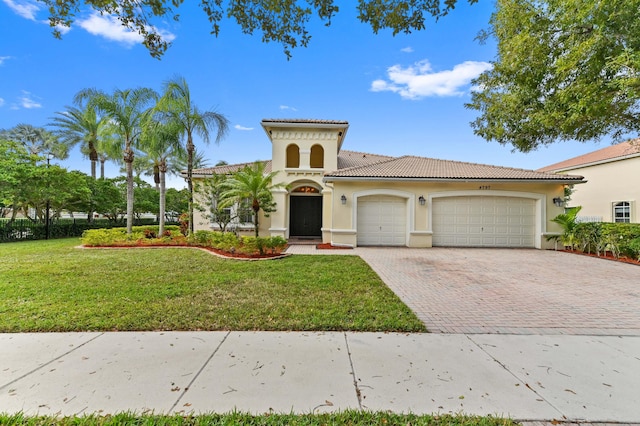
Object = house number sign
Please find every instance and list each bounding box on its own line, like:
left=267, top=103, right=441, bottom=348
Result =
left=479, top=185, right=491, bottom=190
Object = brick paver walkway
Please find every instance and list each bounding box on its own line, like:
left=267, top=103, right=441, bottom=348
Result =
left=286, top=246, right=640, bottom=335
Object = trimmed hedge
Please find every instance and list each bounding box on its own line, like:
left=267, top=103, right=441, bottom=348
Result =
left=0, top=218, right=177, bottom=243
left=192, top=230, right=288, bottom=255
left=82, top=228, right=288, bottom=256
left=573, top=222, right=640, bottom=259
left=81, top=225, right=183, bottom=246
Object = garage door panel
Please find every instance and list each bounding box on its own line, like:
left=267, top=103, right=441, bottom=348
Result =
left=357, top=196, right=406, bottom=246
left=433, top=196, right=535, bottom=248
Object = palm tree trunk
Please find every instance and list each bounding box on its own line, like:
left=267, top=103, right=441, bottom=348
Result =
left=159, top=163, right=167, bottom=237
left=100, top=158, right=105, bottom=179
left=124, top=146, right=135, bottom=235
left=88, top=158, right=97, bottom=223
left=89, top=144, right=98, bottom=180
left=253, top=206, right=260, bottom=237
left=187, top=138, right=195, bottom=236
left=153, top=164, right=160, bottom=191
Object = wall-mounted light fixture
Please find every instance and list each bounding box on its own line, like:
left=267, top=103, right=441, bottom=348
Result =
left=553, top=197, right=564, bottom=207
left=418, top=195, right=426, bottom=206
left=341, top=194, right=347, bottom=205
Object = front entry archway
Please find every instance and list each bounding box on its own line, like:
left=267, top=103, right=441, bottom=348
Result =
left=289, top=195, right=322, bottom=237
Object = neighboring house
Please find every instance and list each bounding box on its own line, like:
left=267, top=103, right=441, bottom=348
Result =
left=191, top=119, right=584, bottom=248
left=539, top=140, right=640, bottom=223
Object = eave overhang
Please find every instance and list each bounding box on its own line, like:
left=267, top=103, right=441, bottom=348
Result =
left=260, top=119, right=349, bottom=150
left=323, top=176, right=586, bottom=184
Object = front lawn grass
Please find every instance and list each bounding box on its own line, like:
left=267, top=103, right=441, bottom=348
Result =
left=0, top=412, right=518, bottom=425
left=0, top=239, right=426, bottom=333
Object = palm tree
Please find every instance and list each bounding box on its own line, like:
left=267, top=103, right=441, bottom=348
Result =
left=221, top=162, right=287, bottom=237
left=172, top=146, right=211, bottom=174
left=3, top=124, right=69, bottom=160
left=50, top=102, right=103, bottom=179
left=550, top=206, right=583, bottom=250
left=156, top=75, right=229, bottom=235
left=77, top=87, right=157, bottom=234
left=94, top=120, right=121, bottom=179
left=139, top=119, right=184, bottom=236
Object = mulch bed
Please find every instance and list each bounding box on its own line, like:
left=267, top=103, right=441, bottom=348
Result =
left=80, top=243, right=290, bottom=260
left=559, top=249, right=640, bottom=266
left=316, top=243, right=353, bottom=250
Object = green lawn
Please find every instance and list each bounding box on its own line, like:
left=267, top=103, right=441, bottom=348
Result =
left=0, top=412, right=518, bottom=425
left=0, top=239, right=426, bottom=333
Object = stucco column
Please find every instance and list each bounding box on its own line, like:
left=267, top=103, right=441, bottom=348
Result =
left=321, top=187, right=333, bottom=243
left=269, top=188, right=289, bottom=238
left=299, top=149, right=311, bottom=169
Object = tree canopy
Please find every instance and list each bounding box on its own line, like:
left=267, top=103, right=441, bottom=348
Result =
left=37, top=0, right=476, bottom=59
left=467, top=0, right=640, bottom=152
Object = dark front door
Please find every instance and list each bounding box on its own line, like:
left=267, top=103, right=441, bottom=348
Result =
left=290, top=196, right=322, bottom=237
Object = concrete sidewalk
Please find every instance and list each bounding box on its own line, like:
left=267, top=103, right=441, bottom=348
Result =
left=1, top=332, right=639, bottom=423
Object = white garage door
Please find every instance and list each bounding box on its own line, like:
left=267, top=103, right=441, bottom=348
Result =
left=357, top=196, right=406, bottom=246
left=432, top=196, right=535, bottom=247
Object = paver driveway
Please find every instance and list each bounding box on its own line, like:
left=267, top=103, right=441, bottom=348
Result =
left=287, top=246, right=640, bottom=335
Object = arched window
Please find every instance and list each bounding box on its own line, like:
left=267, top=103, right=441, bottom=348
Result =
left=286, top=144, right=300, bottom=168
left=310, top=144, right=324, bottom=168
left=614, top=201, right=631, bottom=223
left=292, top=186, right=320, bottom=194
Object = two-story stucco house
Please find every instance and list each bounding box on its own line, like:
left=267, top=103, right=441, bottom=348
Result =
left=539, top=140, right=640, bottom=223
left=191, top=119, right=584, bottom=248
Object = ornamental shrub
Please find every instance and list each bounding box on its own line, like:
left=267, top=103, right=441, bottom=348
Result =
left=82, top=226, right=181, bottom=246
left=572, top=222, right=640, bottom=258
left=81, top=228, right=128, bottom=246
left=82, top=227, right=287, bottom=256
left=627, top=238, right=640, bottom=260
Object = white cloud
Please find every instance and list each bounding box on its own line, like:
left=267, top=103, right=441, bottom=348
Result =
left=3, top=0, right=39, bottom=20
left=371, top=59, right=492, bottom=100
left=234, top=124, right=254, bottom=131
left=19, top=91, right=42, bottom=109
left=0, top=97, right=5, bottom=107
left=52, top=22, right=72, bottom=35
left=279, top=105, right=298, bottom=111
left=400, top=46, right=414, bottom=53
left=77, top=13, right=143, bottom=46
left=76, top=13, right=175, bottom=46
left=0, top=56, right=12, bottom=65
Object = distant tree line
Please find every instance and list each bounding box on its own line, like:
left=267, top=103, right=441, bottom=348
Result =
left=0, top=75, right=225, bottom=235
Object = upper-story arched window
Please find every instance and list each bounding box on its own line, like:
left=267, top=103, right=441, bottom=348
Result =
left=286, top=144, right=300, bottom=168
left=310, top=144, right=324, bottom=168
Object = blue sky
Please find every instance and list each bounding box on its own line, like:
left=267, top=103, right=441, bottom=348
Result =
left=0, top=0, right=612, bottom=188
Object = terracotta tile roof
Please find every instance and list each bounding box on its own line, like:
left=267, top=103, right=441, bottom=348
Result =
left=538, top=139, right=640, bottom=172
left=261, top=118, right=349, bottom=125
left=191, top=152, right=583, bottom=182
left=337, top=150, right=395, bottom=169
left=191, top=150, right=389, bottom=176
left=324, top=155, right=584, bottom=182
left=191, top=161, right=272, bottom=176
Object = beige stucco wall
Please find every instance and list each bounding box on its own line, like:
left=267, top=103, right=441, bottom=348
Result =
left=561, top=157, right=640, bottom=223
left=193, top=175, right=567, bottom=249
left=191, top=121, right=569, bottom=248
left=324, top=180, right=567, bottom=249
left=267, top=126, right=342, bottom=239
left=190, top=183, right=272, bottom=236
